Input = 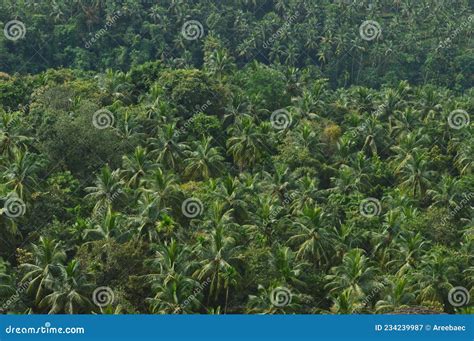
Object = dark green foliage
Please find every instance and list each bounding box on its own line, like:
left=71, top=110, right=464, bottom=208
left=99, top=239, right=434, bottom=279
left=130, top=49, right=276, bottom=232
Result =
left=1, top=0, right=472, bottom=89
left=0, top=0, right=472, bottom=316
left=38, top=100, right=126, bottom=178
left=158, top=69, right=224, bottom=118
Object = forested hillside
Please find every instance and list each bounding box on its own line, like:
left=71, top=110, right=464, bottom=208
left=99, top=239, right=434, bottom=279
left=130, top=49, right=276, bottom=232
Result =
left=0, top=0, right=472, bottom=314
left=1, top=0, right=473, bottom=88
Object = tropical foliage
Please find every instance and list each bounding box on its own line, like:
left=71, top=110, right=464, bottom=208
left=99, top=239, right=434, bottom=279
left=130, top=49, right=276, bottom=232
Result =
left=0, top=0, right=472, bottom=315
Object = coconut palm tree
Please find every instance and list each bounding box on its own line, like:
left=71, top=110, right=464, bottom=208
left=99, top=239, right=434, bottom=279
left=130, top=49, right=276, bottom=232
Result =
left=412, top=247, right=458, bottom=306
left=193, top=225, right=239, bottom=308
left=147, top=272, right=199, bottom=314
left=129, top=192, right=165, bottom=242
left=205, top=48, right=235, bottom=81
left=375, top=277, right=416, bottom=313
left=84, top=208, right=127, bottom=247
left=325, top=249, right=377, bottom=297
left=146, top=240, right=199, bottom=313
left=227, top=116, right=267, bottom=171
left=141, top=167, right=180, bottom=209
left=150, top=123, right=188, bottom=170
left=20, top=237, right=66, bottom=306
left=85, top=165, right=123, bottom=214
left=390, top=131, right=429, bottom=173
left=213, top=175, right=248, bottom=223
left=184, top=137, right=225, bottom=180
left=330, top=152, right=372, bottom=193
left=39, top=260, right=92, bottom=314
left=289, top=206, right=334, bottom=267
left=451, top=137, right=473, bottom=175
left=386, top=232, right=428, bottom=275
left=121, top=146, right=152, bottom=188
left=329, top=288, right=365, bottom=314
left=427, top=175, right=461, bottom=208
left=398, top=151, right=436, bottom=198
left=0, top=112, right=31, bottom=158
left=269, top=246, right=308, bottom=287
left=1, top=148, right=42, bottom=199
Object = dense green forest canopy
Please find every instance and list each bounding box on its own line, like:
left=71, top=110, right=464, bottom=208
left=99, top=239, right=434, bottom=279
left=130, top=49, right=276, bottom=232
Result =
left=1, top=0, right=473, bottom=88
left=0, top=0, right=472, bottom=315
